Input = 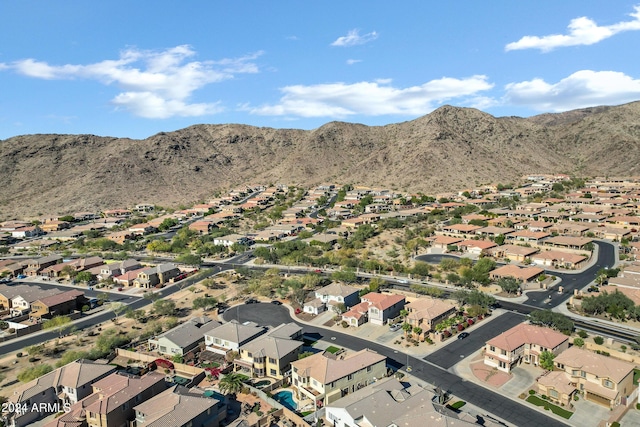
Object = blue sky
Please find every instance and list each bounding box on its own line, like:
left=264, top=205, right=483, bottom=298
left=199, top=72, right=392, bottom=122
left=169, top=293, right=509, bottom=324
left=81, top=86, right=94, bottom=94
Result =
left=1, top=1, right=640, bottom=140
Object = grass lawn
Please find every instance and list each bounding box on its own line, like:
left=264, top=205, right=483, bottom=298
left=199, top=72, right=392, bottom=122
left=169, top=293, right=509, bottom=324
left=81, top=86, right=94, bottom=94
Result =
left=325, top=346, right=341, bottom=354
left=526, top=396, right=572, bottom=419
left=633, top=368, right=640, bottom=385
left=301, top=411, right=313, bottom=417
left=448, top=401, right=466, bottom=410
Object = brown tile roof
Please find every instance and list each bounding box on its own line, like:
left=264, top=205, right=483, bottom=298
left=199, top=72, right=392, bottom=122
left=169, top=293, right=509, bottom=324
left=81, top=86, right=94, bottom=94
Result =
left=537, top=371, right=576, bottom=396
left=133, top=385, right=219, bottom=427
left=406, top=298, right=456, bottom=322
left=292, top=349, right=385, bottom=384
left=36, top=289, right=84, bottom=307
left=486, top=323, right=568, bottom=352
left=555, top=347, right=635, bottom=383
left=86, top=372, right=166, bottom=414
left=361, top=292, right=405, bottom=310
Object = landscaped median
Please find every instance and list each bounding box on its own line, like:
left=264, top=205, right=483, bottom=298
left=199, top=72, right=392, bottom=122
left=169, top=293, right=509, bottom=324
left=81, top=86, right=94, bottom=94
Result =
left=526, top=395, right=573, bottom=419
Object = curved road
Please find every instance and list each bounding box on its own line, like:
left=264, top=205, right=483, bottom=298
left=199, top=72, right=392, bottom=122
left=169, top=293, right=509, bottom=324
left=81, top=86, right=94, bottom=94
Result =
left=224, top=303, right=566, bottom=427
left=416, top=241, right=616, bottom=309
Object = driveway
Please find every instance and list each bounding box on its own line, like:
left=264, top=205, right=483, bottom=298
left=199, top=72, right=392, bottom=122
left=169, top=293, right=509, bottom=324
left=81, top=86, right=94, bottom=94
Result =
left=227, top=303, right=569, bottom=427
left=424, top=311, right=526, bottom=369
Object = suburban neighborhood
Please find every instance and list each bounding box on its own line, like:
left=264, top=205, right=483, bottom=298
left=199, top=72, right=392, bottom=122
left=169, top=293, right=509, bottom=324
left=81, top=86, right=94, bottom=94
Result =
left=2, top=175, right=640, bottom=426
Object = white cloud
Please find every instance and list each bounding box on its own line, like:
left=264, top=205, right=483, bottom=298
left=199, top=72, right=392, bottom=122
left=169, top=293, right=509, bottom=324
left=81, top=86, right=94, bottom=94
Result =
left=504, top=70, right=640, bottom=111
left=346, top=59, right=362, bottom=65
left=331, top=29, right=378, bottom=47
left=506, top=5, right=640, bottom=52
left=248, top=76, right=493, bottom=118
left=4, top=45, right=262, bottom=119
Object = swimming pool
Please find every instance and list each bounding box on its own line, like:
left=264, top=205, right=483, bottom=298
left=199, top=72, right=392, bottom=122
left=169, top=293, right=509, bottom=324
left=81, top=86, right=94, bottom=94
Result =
left=253, top=380, right=271, bottom=388
left=204, top=390, right=227, bottom=401
left=273, top=390, right=297, bottom=411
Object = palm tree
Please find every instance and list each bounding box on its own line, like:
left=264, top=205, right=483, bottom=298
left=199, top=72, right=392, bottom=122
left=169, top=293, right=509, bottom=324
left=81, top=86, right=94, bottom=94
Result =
left=218, top=372, right=245, bottom=396
left=412, top=327, right=423, bottom=339
left=401, top=322, right=412, bottom=336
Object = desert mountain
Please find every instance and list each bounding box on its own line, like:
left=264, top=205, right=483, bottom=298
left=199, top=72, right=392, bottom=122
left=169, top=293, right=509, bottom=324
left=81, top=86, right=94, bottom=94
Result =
left=1, top=102, right=639, bottom=219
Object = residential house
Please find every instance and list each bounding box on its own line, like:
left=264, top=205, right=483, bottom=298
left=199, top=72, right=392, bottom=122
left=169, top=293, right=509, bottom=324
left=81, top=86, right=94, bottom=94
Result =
left=133, top=263, right=181, bottom=288
left=133, top=385, right=226, bottom=427
left=553, top=347, right=636, bottom=408
left=235, top=326, right=304, bottom=379
left=505, top=230, right=550, bottom=243
left=429, top=235, right=463, bottom=251
left=98, top=259, right=142, bottom=280
left=457, top=239, right=498, bottom=256
left=342, top=293, right=405, bottom=327
left=44, top=257, right=104, bottom=278
left=11, top=225, right=43, bottom=239
left=30, top=289, right=86, bottom=321
left=203, top=320, right=267, bottom=355
left=148, top=316, right=218, bottom=357
left=404, top=297, right=457, bottom=334
left=128, top=223, right=157, bottom=236
left=531, top=250, right=587, bottom=269
left=535, top=371, right=578, bottom=407
left=106, top=230, right=135, bottom=245
left=484, top=323, right=569, bottom=373
left=325, top=377, right=498, bottom=427
left=543, top=236, right=593, bottom=250
left=24, top=254, right=63, bottom=277
left=304, top=283, right=360, bottom=315
left=188, top=220, right=217, bottom=235
left=489, top=265, right=544, bottom=283
left=360, top=292, right=405, bottom=326
left=291, top=348, right=387, bottom=405
left=213, top=234, right=253, bottom=247
left=113, top=267, right=147, bottom=287
left=9, top=287, right=62, bottom=316
left=45, top=371, right=167, bottom=427
left=7, top=359, right=116, bottom=427
left=440, top=224, right=483, bottom=238
left=488, top=244, right=539, bottom=262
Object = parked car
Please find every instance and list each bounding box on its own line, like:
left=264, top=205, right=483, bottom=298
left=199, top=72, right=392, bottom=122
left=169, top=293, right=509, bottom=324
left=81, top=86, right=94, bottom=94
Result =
left=389, top=323, right=402, bottom=332
left=17, top=274, right=26, bottom=279
left=271, top=300, right=282, bottom=305
left=245, top=298, right=258, bottom=304
left=397, top=279, right=408, bottom=284
left=457, top=332, right=470, bottom=340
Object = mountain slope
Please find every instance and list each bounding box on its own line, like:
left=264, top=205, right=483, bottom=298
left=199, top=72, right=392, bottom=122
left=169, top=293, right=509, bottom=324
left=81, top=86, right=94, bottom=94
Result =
left=1, top=101, right=639, bottom=218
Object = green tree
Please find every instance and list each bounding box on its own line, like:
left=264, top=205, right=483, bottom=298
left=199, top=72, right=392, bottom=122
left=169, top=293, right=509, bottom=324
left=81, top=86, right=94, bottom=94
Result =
left=539, top=350, right=555, bottom=371
left=218, top=372, right=246, bottom=396
left=331, top=269, right=357, bottom=284
left=496, top=277, right=520, bottom=294
left=17, top=364, right=53, bottom=382
left=528, top=310, right=574, bottom=334
left=42, top=315, right=72, bottom=337
left=573, top=337, right=584, bottom=348
left=175, top=253, right=202, bottom=267
left=153, top=299, right=176, bottom=316
left=109, top=302, right=127, bottom=322
left=402, top=322, right=413, bottom=336
left=193, top=297, right=218, bottom=311
left=75, top=271, right=95, bottom=284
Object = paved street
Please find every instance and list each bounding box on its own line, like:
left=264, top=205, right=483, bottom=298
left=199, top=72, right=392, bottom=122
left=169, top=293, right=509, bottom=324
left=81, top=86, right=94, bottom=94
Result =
left=424, top=311, right=525, bottom=369
left=225, top=303, right=569, bottom=427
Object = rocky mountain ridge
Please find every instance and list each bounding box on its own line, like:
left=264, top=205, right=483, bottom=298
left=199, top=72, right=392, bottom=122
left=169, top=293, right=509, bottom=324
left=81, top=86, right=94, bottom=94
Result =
left=1, top=101, right=639, bottom=219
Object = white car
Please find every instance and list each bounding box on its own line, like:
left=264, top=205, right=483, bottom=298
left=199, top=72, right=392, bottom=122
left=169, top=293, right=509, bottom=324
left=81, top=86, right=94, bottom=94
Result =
left=389, top=323, right=402, bottom=332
